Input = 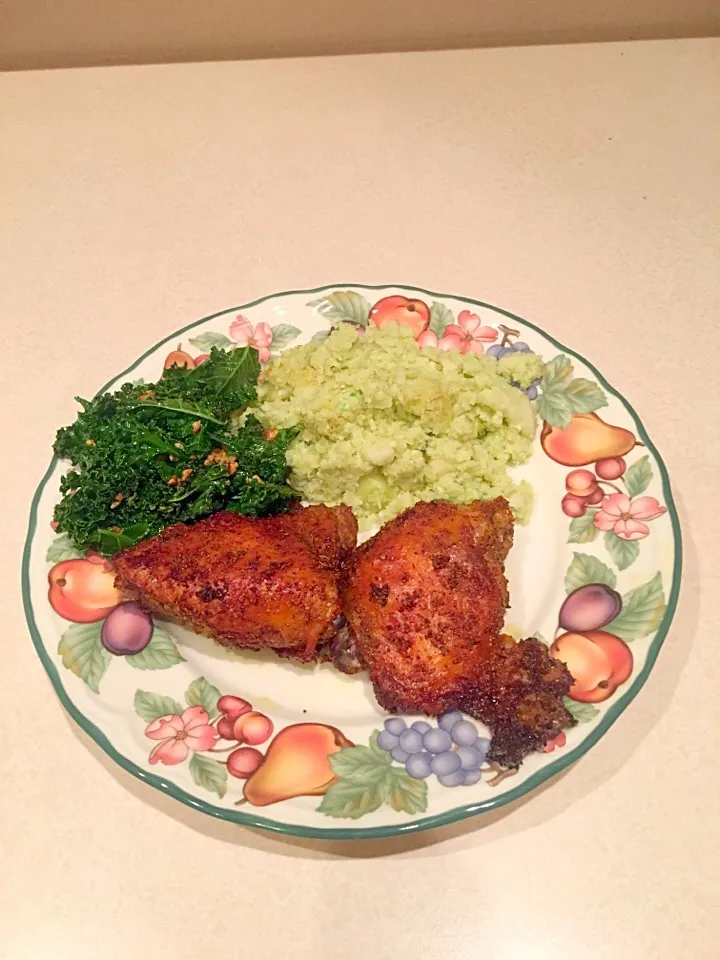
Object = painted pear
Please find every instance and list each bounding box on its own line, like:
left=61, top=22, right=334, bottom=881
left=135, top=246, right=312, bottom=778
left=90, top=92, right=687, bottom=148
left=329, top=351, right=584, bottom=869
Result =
left=541, top=412, right=635, bottom=467
left=243, top=723, right=353, bottom=806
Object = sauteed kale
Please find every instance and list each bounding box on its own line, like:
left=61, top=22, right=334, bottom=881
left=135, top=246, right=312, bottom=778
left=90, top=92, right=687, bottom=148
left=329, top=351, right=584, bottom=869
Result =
left=53, top=346, right=297, bottom=554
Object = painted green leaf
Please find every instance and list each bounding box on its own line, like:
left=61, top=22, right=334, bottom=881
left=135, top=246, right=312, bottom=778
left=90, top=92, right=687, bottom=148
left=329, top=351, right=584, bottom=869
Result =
left=46, top=533, right=82, bottom=563
left=625, top=455, right=653, bottom=498
left=604, top=530, right=640, bottom=571
left=606, top=572, right=666, bottom=641
left=564, top=552, right=617, bottom=593
left=270, top=324, right=302, bottom=351
left=536, top=390, right=574, bottom=428
left=563, top=697, right=600, bottom=724
left=307, top=291, right=371, bottom=326
left=532, top=631, right=548, bottom=645
left=185, top=676, right=221, bottom=716
left=329, top=742, right=391, bottom=782
left=134, top=689, right=184, bottom=722
left=429, top=301, right=454, bottom=337
left=567, top=510, right=600, bottom=544
left=188, top=331, right=234, bottom=352
left=562, top=378, right=608, bottom=414
left=57, top=622, right=111, bottom=694
left=540, top=353, right=606, bottom=418
left=189, top=753, right=227, bottom=799
left=309, top=329, right=330, bottom=344
left=541, top=354, right=573, bottom=392
left=317, top=778, right=385, bottom=819
left=126, top=627, right=186, bottom=670
left=385, top=768, right=428, bottom=814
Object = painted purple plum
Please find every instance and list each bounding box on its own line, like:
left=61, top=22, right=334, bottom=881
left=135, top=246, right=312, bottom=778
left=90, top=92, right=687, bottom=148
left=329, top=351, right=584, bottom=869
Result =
left=559, top=584, right=622, bottom=633
left=101, top=601, right=153, bottom=655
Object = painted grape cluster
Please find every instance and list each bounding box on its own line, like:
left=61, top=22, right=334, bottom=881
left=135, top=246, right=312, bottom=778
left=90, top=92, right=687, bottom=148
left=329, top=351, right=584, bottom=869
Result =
left=377, top=713, right=490, bottom=788
left=486, top=334, right=542, bottom=399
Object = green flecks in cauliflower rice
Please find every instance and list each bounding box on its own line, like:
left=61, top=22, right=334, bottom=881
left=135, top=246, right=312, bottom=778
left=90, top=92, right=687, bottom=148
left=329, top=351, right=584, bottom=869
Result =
left=257, top=324, right=542, bottom=530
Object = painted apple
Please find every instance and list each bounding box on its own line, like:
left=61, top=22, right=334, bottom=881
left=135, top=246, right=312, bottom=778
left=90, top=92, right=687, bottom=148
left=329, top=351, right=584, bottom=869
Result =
left=217, top=695, right=252, bottom=720
left=565, top=469, right=598, bottom=497
left=233, top=711, right=274, bottom=745
left=217, top=717, right=236, bottom=740
left=227, top=747, right=264, bottom=779
left=550, top=630, right=633, bottom=703
left=368, top=296, right=431, bottom=338
left=163, top=344, right=195, bottom=370
left=48, top=558, right=122, bottom=623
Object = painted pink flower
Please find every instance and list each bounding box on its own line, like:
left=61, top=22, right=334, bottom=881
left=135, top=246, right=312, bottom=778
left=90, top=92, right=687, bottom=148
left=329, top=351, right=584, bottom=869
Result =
left=417, top=311, right=498, bottom=355
left=593, top=493, right=666, bottom=541
left=145, top=706, right=218, bottom=765
left=229, top=315, right=273, bottom=362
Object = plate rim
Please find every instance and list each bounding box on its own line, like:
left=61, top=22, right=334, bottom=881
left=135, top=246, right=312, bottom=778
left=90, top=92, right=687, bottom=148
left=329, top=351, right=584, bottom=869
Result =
left=22, top=282, right=682, bottom=840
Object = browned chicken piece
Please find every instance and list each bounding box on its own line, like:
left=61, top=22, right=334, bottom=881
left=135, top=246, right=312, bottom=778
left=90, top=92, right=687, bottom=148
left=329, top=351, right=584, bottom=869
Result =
left=342, top=498, right=574, bottom=766
left=113, top=504, right=357, bottom=661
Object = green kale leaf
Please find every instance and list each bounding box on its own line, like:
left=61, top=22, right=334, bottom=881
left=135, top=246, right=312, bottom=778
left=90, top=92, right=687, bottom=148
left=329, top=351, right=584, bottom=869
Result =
left=52, top=347, right=297, bottom=553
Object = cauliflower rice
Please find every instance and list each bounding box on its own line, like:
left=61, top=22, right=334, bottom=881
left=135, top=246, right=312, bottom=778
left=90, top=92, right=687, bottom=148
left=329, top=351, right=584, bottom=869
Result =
left=257, top=324, right=543, bottom=530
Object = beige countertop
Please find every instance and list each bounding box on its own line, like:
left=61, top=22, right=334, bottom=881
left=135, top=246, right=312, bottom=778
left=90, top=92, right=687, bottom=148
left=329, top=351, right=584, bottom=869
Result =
left=1, top=38, right=719, bottom=960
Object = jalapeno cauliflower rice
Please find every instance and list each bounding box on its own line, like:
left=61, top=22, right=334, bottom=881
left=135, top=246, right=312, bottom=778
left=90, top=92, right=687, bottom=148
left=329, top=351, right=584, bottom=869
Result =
left=257, top=324, right=543, bottom=530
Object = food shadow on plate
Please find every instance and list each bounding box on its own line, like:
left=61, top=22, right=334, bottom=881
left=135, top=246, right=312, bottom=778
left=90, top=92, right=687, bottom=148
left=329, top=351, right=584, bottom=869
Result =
left=150, top=618, right=385, bottom=734
left=65, top=492, right=694, bottom=860
left=166, top=617, right=372, bottom=704
left=167, top=620, right=317, bottom=672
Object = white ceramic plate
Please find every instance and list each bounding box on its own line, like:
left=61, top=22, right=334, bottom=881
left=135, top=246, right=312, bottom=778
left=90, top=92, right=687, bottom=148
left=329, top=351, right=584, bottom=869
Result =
left=23, top=284, right=681, bottom=838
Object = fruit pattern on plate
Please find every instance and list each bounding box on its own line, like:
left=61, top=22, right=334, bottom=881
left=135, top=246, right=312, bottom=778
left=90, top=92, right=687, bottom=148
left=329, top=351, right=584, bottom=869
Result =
left=133, top=676, right=517, bottom=819
left=308, top=289, right=545, bottom=380
left=135, top=680, right=280, bottom=798
left=47, top=538, right=186, bottom=693
left=548, top=549, right=667, bottom=715
left=134, top=678, right=357, bottom=808
left=42, top=290, right=673, bottom=821
left=540, top=411, right=668, bottom=714
left=377, top=714, right=491, bottom=788
left=126, top=556, right=663, bottom=824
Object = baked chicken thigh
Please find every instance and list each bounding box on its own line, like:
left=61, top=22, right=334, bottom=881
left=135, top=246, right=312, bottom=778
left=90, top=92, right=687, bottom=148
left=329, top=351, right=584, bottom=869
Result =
left=342, top=498, right=574, bottom=766
left=113, top=504, right=356, bottom=660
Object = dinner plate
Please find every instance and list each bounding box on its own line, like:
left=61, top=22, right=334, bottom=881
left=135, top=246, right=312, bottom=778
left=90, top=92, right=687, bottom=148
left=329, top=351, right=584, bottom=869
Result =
left=23, top=284, right=681, bottom=839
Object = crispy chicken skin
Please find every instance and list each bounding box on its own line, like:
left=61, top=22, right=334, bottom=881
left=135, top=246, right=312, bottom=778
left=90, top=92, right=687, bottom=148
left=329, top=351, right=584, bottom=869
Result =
left=113, top=504, right=357, bottom=660
left=342, top=498, right=574, bottom=766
